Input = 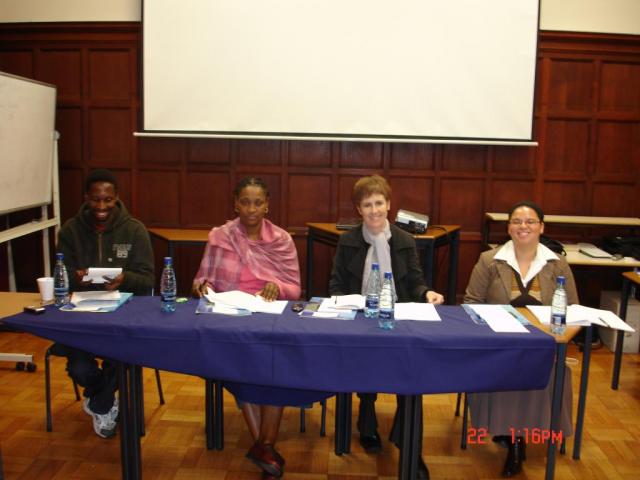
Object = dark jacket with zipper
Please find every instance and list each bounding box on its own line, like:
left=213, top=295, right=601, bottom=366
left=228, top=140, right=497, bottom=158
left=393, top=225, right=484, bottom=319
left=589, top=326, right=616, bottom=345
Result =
left=57, top=200, right=154, bottom=295
left=329, top=223, right=431, bottom=301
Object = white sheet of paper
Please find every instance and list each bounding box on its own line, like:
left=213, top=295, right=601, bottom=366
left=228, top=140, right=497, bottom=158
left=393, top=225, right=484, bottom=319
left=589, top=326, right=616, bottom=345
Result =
left=71, top=291, right=121, bottom=303
left=318, top=297, right=349, bottom=313
left=568, top=304, right=635, bottom=332
left=526, top=305, right=552, bottom=324
left=469, top=304, right=529, bottom=333
left=394, top=303, right=441, bottom=321
left=82, top=267, right=122, bottom=284
left=68, top=290, right=123, bottom=312
left=204, top=287, right=287, bottom=314
left=332, top=294, right=366, bottom=310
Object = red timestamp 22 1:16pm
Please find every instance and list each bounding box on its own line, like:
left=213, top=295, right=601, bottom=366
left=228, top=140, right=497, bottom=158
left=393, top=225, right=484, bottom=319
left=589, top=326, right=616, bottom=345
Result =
left=467, top=427, right=563, bottom=445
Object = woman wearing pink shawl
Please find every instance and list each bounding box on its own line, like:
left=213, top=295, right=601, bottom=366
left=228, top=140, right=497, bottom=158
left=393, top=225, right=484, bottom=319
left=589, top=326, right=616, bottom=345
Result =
left=192, top=177, right=300, bottom=479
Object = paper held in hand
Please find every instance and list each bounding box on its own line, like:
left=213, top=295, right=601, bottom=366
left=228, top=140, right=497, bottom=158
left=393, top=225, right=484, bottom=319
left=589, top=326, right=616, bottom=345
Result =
left=203, top=287, right=287, bottom=314
left=82, top=267, right=122, bottom=284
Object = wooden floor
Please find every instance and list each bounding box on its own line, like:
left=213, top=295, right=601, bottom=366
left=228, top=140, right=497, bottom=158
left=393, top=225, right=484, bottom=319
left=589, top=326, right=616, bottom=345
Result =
left=0, top=331, right=638, bottom=479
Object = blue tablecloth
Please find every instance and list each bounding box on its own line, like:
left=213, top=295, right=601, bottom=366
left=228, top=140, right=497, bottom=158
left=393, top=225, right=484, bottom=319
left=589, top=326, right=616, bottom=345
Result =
left=4, top=297, right=556, bottom=405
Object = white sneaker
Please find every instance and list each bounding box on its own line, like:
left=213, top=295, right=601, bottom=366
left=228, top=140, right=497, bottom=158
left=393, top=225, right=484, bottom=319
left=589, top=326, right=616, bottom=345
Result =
left=82, top=398, right=118, bottom=439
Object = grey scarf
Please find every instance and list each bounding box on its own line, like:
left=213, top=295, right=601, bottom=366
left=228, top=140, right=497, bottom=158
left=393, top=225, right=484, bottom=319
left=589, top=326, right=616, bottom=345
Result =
left=361, top=220, right=395, bottom=298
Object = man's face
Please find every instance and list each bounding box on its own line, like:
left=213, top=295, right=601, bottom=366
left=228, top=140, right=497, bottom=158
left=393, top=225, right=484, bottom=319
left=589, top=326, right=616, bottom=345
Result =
left=85, top=181, right=118, bottom=224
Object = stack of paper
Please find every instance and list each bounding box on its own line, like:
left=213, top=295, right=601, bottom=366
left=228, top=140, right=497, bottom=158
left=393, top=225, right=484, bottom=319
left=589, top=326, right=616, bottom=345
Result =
left=62, top=291, right=132, bottom=312
left=526, top=304, right=635, bottom=332
left=313, top=297, right=358, bottom=320
left=203, top=287, right=287, bottom=314
left=394, top=303, right=441, bottom=321
left=330, top=294, right=366, bottom=310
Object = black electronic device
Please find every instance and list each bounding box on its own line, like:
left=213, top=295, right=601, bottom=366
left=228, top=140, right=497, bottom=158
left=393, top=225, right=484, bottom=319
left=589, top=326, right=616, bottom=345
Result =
left=291, top=303, right=305, bottom=313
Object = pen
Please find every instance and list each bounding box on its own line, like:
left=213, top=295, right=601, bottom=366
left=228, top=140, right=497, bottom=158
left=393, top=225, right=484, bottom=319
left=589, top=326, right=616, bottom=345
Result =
left=598, top=316, right=610, bottom=328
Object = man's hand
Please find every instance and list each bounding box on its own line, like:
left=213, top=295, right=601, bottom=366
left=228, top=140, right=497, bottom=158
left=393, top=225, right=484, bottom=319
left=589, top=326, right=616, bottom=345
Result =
left=75, top=269, right=92, bottom=286
left=104, top=273, right=124, bottom=291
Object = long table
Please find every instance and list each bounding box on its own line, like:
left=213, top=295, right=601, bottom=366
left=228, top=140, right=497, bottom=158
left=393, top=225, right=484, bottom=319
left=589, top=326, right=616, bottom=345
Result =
left=306, top=223, right=460, bottom=304
left=4, top=297, right=561, bottom=479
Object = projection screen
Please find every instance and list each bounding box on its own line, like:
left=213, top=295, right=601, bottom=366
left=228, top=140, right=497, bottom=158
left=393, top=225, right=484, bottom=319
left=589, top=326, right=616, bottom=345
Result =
left=143, top=0, right=540, bottom=143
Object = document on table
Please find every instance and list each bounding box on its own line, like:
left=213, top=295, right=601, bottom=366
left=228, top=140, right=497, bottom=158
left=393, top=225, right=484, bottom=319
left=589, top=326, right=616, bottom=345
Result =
left=203, top=287, right=287, bottom=314
left=468, top=304, right=529, bottom=333
left=314, top=298, right=357, bottom=320
left=330, top=294, right=366, bottom=310
left=569, top=304, right=635, bottom=332
left=394, top=303, right=441, bottom=321
left=81, top=267, right=122, bottom=284
left=62, top=290, right=133, bottom=312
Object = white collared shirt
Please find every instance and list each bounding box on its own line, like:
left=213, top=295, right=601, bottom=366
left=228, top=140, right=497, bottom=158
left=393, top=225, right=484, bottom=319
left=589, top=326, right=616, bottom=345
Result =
left=494, top=240, right=559, bottom=286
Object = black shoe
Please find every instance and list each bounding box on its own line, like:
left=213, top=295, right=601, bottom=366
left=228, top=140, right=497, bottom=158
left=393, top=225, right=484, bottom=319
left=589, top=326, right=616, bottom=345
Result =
left=359, top=432, right=382, bottom=454
left=492, top=435, right=510, bottom=449
left=417, top=457, right=430, bottom=479
left=502, top=437, right=525, bottom=478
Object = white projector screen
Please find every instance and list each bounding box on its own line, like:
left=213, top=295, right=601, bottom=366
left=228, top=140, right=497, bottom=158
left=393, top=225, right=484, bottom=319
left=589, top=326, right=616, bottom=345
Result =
left=143, top=0, right=540, bottom=143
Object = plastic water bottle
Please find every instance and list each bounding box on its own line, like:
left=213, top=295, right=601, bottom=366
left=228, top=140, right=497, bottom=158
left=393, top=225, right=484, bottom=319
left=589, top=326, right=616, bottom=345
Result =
left=551, top=276, right=567, bottom=335
left=364, top=263, right=381, bottom=318
left=53, top=252, right=70, bottom=307
left=378, top=271, right=395, bottom=330
left=160, top=256, right=177, bottom=313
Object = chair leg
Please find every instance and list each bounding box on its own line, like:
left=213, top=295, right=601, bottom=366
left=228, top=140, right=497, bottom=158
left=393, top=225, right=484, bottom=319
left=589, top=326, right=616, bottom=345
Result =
left=45, top=349, right=52, bottom=432
left=154, top=369, right=165, bottom=405
left=455, top=392, right=462, bottom=416
left=461, top=393, right=469, bottom=450
left=72, top=381, right=81, bottom=401
left=299, top=407, right=306, bottom=433
left=320, top=399, right=327, bottom=437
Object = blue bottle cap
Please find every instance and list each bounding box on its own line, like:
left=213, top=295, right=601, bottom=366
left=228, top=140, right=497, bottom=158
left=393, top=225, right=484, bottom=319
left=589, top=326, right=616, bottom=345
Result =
left=164, top=256, right=172, bottom=265
left=56, top=252, right=64, bottom=260
left=556, top=276, right=565, bottom=286
left=384, top=272, right=393, bottom=279
left=372, top=263, right=379, bottom=270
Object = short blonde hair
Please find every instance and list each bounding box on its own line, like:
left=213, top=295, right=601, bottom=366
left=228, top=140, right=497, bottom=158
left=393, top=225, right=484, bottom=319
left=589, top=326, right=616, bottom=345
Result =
left=352, top=175, right=391, bottom=206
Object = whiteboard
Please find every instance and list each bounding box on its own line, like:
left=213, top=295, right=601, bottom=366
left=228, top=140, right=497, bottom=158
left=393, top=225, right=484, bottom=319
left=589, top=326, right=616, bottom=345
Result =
left=0, top=71, right=56, bottom=214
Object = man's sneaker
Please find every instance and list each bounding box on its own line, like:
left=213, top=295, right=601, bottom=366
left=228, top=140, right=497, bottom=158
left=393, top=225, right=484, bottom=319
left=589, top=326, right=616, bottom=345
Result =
left=82, top=398, right=118, bottom=439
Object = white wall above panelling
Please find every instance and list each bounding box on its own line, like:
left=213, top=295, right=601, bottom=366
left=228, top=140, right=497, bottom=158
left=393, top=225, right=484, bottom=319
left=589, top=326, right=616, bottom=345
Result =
left=540, top=0, right=640, bottom=35
left=0, top=0, right=141, bottom=22
left=0, top=0, right=637, bottom=35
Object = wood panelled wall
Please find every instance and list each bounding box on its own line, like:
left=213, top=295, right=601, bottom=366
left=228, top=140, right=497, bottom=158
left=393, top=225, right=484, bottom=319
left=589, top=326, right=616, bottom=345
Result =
left=1, top=24, right=639, bottom=302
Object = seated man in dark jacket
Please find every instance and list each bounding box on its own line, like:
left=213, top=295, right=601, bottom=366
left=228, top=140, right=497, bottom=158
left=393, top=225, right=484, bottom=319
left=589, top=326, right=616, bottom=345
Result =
left=54, top=168, right=154, bottom=438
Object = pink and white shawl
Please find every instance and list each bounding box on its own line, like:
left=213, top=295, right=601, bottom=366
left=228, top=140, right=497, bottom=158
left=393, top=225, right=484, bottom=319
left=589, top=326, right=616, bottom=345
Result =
left=194, top=218, right=301, bottom=300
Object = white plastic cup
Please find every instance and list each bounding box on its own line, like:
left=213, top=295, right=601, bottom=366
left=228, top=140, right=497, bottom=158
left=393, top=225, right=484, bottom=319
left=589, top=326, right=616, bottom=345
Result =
left=37, top=277, right=54, bottom=303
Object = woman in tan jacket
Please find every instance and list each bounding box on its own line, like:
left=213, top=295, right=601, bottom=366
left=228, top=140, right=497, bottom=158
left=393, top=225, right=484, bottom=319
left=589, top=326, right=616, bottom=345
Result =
left=464, top=200, right=578, bottom=478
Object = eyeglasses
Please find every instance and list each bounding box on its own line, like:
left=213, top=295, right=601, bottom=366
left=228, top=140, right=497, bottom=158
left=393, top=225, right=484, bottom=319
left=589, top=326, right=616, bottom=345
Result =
left=509, top=219, right=541, bottom=226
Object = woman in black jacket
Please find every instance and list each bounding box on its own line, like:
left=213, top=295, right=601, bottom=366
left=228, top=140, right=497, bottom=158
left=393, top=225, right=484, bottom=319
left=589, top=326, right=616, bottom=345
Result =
left=329, top=175, right=444, bottom=479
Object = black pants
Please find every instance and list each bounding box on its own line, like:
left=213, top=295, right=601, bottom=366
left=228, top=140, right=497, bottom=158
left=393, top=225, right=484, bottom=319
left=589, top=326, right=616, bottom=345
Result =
left=357, top=392, right=424, bottom=452
left=52, top=343, right=117, bottom=415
